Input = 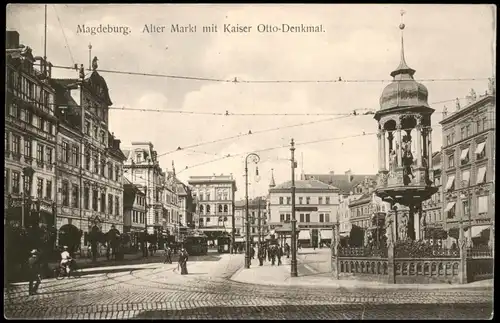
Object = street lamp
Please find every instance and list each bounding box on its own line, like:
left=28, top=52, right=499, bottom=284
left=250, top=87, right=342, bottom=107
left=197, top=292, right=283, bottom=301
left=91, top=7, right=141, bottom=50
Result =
left=21, top=166, right=35, bottom=228
left=245, top=153, right=260, bottom=269
left=460, top=190, right=472, bottom=248
left=290, top=139, right=298, bottom=277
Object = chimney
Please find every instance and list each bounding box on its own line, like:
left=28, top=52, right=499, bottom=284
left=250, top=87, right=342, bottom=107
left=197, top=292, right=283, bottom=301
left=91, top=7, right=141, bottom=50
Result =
left=6, top=31, right=20, bottom=49
left=345, top=169, right=352, bottom=183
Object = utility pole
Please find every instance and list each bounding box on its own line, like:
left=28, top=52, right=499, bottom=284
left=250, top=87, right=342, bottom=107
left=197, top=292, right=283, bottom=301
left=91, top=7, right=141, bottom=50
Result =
left=245, top=153, right=260, bottom=269
left=290, top=139, right=298, bottom=277
left=78, top=63, right=85, bottom=247
left=258, top=196, right=262, bottom=245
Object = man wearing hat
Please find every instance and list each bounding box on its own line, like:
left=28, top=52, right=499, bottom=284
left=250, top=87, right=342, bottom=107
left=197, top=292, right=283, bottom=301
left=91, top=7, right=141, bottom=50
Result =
left=178, top=247, right=189, bottom=275
left=28, top=249, right=42, bottom=295
left=60, top=246, right=73, bottom=275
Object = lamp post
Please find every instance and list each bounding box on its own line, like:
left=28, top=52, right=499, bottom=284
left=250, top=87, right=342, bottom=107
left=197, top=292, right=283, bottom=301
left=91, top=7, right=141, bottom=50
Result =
left=258, top=197, right=262, bottom=246
left=245, top=153, right=260, bottom=269
left=290, top=139, right=298, bottom=277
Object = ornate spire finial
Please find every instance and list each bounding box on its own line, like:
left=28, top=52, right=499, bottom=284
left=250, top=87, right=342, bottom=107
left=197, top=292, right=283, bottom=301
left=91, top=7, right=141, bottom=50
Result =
left=88, top=43, right=92, bottom=71
left=390, top=9, right=415, bottom=78
left=269, top=168, right=276, bottom=188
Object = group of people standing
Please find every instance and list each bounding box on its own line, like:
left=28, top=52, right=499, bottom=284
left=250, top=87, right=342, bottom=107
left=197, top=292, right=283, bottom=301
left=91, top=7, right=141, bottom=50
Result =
left=252, top=242, right=291, bottom=266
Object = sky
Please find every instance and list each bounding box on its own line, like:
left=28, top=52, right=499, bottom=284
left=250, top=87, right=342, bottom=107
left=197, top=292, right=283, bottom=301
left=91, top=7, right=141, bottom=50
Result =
left=6, top=4, right=496, bottom=200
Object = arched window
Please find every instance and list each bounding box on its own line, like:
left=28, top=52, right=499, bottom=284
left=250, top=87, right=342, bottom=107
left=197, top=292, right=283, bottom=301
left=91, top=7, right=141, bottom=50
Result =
left=224, top=205, right=228, bottom=213
left=218, top=205, right=223, bottom=213
left=199, top=205, right=204, bottom=214
left=206, top=205, right=211, bottom=214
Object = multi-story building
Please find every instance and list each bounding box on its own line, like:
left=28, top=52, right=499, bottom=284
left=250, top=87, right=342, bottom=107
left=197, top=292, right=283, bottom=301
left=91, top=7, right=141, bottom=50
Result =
left=164, top=168, right=181, bottom=242
left=302, top=170, right=377, bottom=198
left=123, top=142, right=165, bottom=235
left=5, top=31, right=57, bottom=247
left=123, top=177, right=146, bottom=249
left=188, top=174, right=237, bottom=241
left=338, top=193, right=362, bottom=237
left=440, top=84, right=496, bottom=247
left=268, top=179, right=340, bottom=247
left=235, top=197, right=269, bottom=242
left=175, top=178, right=195, bottom=229
left=421, top=151, right=445, bottom=240
left=51, top=57, right=126, bottom=246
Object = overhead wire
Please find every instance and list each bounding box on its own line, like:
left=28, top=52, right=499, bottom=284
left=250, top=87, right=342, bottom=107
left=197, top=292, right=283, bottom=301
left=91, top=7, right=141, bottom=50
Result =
left=51, top=5, right=75, bottom=66
left=50, top=64, right=490, bottom=84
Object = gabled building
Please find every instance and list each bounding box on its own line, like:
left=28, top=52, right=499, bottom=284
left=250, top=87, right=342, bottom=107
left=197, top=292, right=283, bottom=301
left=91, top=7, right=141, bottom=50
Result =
left=50, top=56, right=126, bottom=247
left=302, top=171, right=377, bottom=197
left=234, top=197, right=269, bottom=243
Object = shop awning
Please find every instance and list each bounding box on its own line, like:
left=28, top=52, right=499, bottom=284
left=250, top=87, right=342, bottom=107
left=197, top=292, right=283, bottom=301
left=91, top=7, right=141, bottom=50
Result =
left=469, top=225, right=491, bottom=238
left=475, top=142, right=486, bottom=154
left=320, top=230, right=333, bottom=240
left=298, top=230, right=310, bottom=240
left=460, top=148, right=469, bottom=161
left=444, top=202, right=456, bottom=213
left=445, top=176, right=455, bottom=191
left=476, top=166, right=487, bottom=184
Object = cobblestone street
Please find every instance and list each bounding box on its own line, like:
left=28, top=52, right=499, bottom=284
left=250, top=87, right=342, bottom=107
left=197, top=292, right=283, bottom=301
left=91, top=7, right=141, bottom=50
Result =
left=4, top=252, right=493, bottom=319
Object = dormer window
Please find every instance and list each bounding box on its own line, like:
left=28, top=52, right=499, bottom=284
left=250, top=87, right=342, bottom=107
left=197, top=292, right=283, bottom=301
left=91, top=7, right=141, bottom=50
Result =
left=136, top=153, right=143, bottom=163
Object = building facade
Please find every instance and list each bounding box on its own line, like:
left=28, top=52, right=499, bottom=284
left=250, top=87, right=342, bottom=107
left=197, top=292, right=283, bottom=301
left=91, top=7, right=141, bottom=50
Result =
left=123, top=177, right=147, bottom=249
left=164, top=169, right=181, bottom=241
left=123, top=142, right=165, bottom=235
left=421, top=151, right=445, bottom=239
left=5, top=31, right=57, bottom=249
left=235, top=197, right=269, bottom=242
left=51, top=58, right=126, bottom=246
left=268, top=179, right=340, bottom=247
left=188, top=174, right=237, bottom=239
left=440, top=84, right=496, bottom=247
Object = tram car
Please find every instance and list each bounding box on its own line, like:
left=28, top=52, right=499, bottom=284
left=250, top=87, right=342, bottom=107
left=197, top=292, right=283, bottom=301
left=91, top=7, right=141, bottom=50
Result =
left=183, top=234, right=208, bottom=256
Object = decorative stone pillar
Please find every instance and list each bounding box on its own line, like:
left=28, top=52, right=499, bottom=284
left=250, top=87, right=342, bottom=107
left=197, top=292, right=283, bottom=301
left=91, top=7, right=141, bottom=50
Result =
left=377, top=132, right=383, bottom=171
left=386, top=218, right=395, bottom=284
left=396, top=125, right=403, bottom=167
left=416, top=125, right=422, bottom=168
left=381, top=130, right=387, bottom=171
left=428, top=128, right=433, bottom=182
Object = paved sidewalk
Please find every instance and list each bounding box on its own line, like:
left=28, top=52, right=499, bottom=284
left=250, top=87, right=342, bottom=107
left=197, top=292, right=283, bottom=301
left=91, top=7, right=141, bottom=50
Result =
left=230, top=256, right=494, bottom=290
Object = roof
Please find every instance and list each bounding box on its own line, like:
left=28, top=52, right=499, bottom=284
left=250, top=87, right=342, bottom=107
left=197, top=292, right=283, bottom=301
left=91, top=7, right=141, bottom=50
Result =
left=122, top=149, right=131, bottom=160
left=235, top=198, right=267, bottom=208
left=272, top=179, right=339, bottom=191
left=303, top=174, right=376, bottom=195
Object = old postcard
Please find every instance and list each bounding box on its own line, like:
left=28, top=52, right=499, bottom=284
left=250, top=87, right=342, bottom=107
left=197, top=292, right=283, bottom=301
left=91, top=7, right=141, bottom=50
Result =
left=4, top=3, right=495, bottom=319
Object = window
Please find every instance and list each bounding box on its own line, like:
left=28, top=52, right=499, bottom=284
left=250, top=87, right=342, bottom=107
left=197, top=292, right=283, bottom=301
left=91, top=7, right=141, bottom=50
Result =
left=5, top=132, right=10, bottom=152
left=207, top=193, right=211, bottom=201
left=85, top=121, right=90, bottom=135
left=300, top=214, right=304, bottom=222
left=199, top=205, right=204, bottom=214
left=62, top=181, right=69, bottom=206
left=24, top=137, right=32, bottom=157
left=42, top=180, right=51, bottom=200
left=93, top=153, right=99, bottom=173
left=136, top=153, right=143, bottom=163
left=36, top=178, right=43, bottom=198
left=319, top=213, right=324, bottom=222
left=100, top=192, right=106, bottom=213
left=100, top=159, right=106, bottom=176
left=84, top=187, right=90, bottom=209
left=299, top=197, right=303, bottom=204
left=60, top=142, right=69, bottom=163
left=223, top=192, right=228, bottom=200
left=12, top=135, right=20, bottom=157
left=279, top=197, right=284, bottom=205
left=305, top=214, right=310, bottom=222
left=280, top=214, right=285, bottom=222
left=482, top=117, right=488, bottom=131
left=462, top=199, right=469, bottom=217
left=206, top=205, right=211, bottom=214
left=460, top=147, right=470, bottom=165
left=325, top=214, right=330, bottom=222
left=218, top=204, right=223, bottom=213
left=448, top=154, right=455, bottom=168
left=326, top=197, right=331, bottom=205
left=286, top=197, right=291, bottom=205
left=318, top=197, right=323, bottom=205
left=465, top=125, right=470, bottom=138
left=206, top=217, right=211, bottom=223
left=115, top=166, right=120, bottom=182
left=224, top=205, right=228, bottom=213
left=115, top=196, right=120, bottom=216
left=72, top=184, right=79, bottom=208
left=92, top=189, right=98, bottom=211
left=306, top=197, right=310, bottom=204
left=476, top=166, right=487, bottom=184
left=108, top=194, right=113, bottom=215
left=12, top=171, right=20, bottom=194
left=39, top=118, right=45, bottom=132
left=477, top=195, right=488, bottom=214
left=286, top=214, right=291, bottom=222
left=155, top=211, right=159, bottom=223
left=252, top=227, right=256, bottom=234
left=108, top=163, right=113, bottom=180
left=445, top=202, right=456, bottom=219
left=100, top=131, right=105, bottom=144
left=93, top=125, right=98, bottom=139
left=46, top=147, right=53, bottom=166
left=72, top=146, right=79, bottom=166
left=5, top=169, right=9, bottom=193
left=461, top=170, right=470, bottom=187
left=36, top=144, right=44, bottom=163
left=475, top=141, right=486, bottom=160
left=460, top=126, right=465, bottom=140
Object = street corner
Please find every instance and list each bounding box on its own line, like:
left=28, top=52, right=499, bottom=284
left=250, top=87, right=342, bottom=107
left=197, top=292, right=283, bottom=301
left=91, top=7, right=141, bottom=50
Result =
left=230, top=261, right=293, bottom=286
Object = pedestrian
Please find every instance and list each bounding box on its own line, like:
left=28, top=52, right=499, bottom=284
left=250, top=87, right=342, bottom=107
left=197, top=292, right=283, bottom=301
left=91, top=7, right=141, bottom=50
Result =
left=178, top=248, right=189, bottom=275
left=270, top=246, right=276, bottom=266
left=164, top=245, right=172, bottom=264
left=277, top=245, right=283, bottom=266
left=258, top=244, right=265, bottom=266
left=250, top=246, right=255, bottom=259
left=285, top=243, right=290, bottom=258
left=27, top=249, right=42, bottom=295
left=268, top=245, right=272, bottom=262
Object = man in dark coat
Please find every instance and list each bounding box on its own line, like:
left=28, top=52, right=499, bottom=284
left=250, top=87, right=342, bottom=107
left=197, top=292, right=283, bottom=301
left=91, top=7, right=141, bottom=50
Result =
left=27, top=249, right=42, bottom=295
left=277, top=245, right=283, bottom=266
left=284, top=243, right=290, bottom=258
left=178, top=248, right=189, bottom=275
left=258, top=243, right=265, bottom=266
left=270, top=246, right=276, bottom=266
left=164, top=245, right=172, bottom=264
